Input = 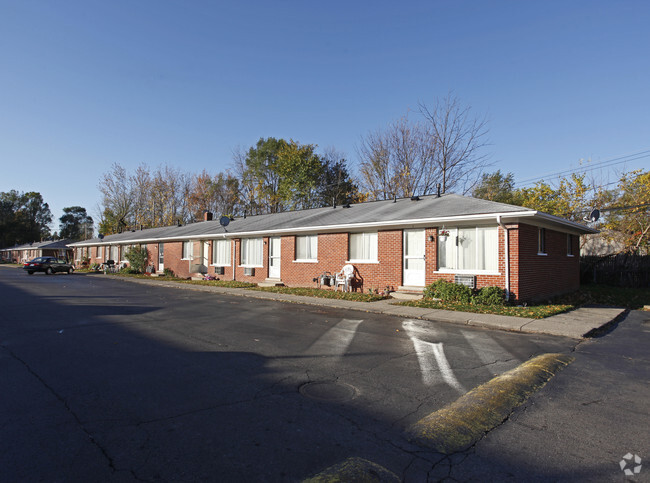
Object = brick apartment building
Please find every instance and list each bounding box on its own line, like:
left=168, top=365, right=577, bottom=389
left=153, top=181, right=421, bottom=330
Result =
left=68, top=194, right=596, bottom=302
left=0, top=239, right=74, bottom=263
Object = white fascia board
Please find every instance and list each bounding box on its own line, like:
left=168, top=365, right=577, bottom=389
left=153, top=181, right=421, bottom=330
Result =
left=509, top=211, right=599, bottom=234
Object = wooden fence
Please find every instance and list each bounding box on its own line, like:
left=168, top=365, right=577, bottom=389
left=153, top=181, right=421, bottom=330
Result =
left=580, top=254, right=650, bottom=287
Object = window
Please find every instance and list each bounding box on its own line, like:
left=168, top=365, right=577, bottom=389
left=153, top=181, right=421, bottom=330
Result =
left=295, top=235, right=318, bottom=261
left=241, top=238, right=263, bottom=267
left=438, top=227, right=498, bottom=272
left=109, top=245, right=118, bottom=261
left=182, top=241, right=193, bottom=259
left=538, top=228, right=546, bottom=255
left=97, top=246, right=103, bottom=260
left=212, top=239, right=231, bottom=266
left=567, top=234, right=574, bottom=256
left=349, top=232, right=378, bottom=262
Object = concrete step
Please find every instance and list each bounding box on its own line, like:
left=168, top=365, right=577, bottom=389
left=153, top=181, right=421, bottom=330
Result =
left=391, top=292, right=424, bottom=301
left=258, top=279, right=285, bottom=287
left=392, top=285, right=425, bottom=301
left=397, top=285, right=424, bottom=293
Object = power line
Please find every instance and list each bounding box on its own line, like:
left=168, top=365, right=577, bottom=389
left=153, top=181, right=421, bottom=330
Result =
left=514, top=150, right=650, bottom=187
left=562, top=202, right=650, bottom=217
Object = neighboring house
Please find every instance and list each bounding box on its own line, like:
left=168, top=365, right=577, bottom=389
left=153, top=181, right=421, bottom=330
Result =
left=0, top=239, right=74, bottom=263
left=68, top=194, right=597, bottom=302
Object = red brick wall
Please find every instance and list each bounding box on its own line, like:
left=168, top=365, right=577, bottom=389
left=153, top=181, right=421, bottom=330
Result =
left=511, top=224, right=580, bottom=301
left=77, top=222, right=581, bottom=300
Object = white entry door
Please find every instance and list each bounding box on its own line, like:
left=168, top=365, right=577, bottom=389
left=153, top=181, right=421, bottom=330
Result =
left=269, top=237, right=281, bottom=279
left=201, top=241, right=209, bottom=271
left=403, top=229, right=426, bottom=286
left=158, top=243, right=164, bottom=272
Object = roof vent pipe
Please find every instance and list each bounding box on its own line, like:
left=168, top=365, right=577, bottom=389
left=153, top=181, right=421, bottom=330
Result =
left=437, top=183, right=441, bottom=198
left=393, top=195, right=397, bottom=203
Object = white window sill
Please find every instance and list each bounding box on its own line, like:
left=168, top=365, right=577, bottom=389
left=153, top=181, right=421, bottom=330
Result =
left=239, top=265, right=263, bottom=268
left=435, top=269, right=501, bottom=276
left=293, top=259, right=318, bottom=263
left=567, top=254, right=575, bottom=258
left=211, top=263, right=231, bottom=267
left=181, top=258, right=192, bottom=260
left=537, top=252, right=548, bottom=256
left=346, top=260, right=379, bottom=264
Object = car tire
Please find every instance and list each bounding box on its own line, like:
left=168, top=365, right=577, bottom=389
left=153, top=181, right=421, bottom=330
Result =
left=27, top=271, right=34, bottom=275
left=45, top=267, right=53, bottom=275
left=67, top=267, right=74, bottom=274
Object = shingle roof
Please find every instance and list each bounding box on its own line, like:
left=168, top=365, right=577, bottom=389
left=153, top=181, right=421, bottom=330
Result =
left=1, top=239, right=74, bottom=251
left=69, top=193, right=596, bottom=247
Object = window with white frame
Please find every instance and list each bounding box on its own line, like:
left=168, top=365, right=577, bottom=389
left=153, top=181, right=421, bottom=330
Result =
left=109, top=245, right=118, bottom=261
left=121, top=245, right=134, bottom=262
left=295, top=235, right=318, bottom=261
left=241, top=238, right=263, bottom=267
left=97, top=246, right=103, bottom=260
left=438, top=227, right=498, bottom=272
left=182, top=241, right=193, bottom=260
left=349, top=232, right=378, bottom=262
left=212, top=239, right=231, bottom=266
left=538, top=228, right=547, bottom=255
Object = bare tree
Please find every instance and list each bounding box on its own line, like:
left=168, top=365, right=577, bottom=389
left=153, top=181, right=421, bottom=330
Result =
left=357, top=129, right=393, bottom=200
left=357, top=96, right=490, bottom=201
left=418, top=93, right=490, bottom=194
left=357, top=115, right=439, bottom=200
left=98, top=163, right=134, bottom=233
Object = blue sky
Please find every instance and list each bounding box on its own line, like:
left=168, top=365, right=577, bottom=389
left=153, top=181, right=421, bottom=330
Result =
left=1, top=1, right=649, bottom=228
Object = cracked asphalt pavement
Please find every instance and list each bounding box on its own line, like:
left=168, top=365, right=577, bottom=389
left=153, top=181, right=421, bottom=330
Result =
left=0, top=269, right=577, bottom=481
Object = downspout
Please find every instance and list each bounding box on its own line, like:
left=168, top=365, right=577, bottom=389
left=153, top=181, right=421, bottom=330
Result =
left=232, top=239, right=236, bottom=281
left=496, top=215, right=510, bottom=302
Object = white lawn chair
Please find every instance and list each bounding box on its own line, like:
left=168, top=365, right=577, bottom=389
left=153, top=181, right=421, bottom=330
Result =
left=335, top=264, right=355, bottom=292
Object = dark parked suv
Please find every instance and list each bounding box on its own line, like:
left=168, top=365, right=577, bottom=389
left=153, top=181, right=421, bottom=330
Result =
left=23, top=257, right=74, bottom=275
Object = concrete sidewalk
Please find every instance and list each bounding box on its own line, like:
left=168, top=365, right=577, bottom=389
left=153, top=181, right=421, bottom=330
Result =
left=113, top=275, right=626, bottom=339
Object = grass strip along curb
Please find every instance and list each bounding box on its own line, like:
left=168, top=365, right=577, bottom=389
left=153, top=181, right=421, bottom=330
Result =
left=303, top=457, right=400, bottom=483
left=407, top=352, right=574, bottom=454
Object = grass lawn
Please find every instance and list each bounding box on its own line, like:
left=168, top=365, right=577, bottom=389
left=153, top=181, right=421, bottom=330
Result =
left=103, top=272, right=256, bottom=288
left=248, top=285, right=388, bottom=302
left=556, top=284, right=649, bottom=310
left=397, top=284, right=650, bottom=319
left=397, top=299, right=574, bottom=319
left=95, top=271, right=650, bottom=316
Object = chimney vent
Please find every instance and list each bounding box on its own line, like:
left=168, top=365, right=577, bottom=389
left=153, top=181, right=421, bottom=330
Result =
left=204, top=211, right=213, bottom=221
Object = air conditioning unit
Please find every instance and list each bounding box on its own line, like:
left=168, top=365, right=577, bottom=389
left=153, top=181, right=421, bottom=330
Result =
left=215, top=266, right=225, bottom=275
left=244, top=267, right=255, bottom=276
left=454, top=275, right=476, bottom=289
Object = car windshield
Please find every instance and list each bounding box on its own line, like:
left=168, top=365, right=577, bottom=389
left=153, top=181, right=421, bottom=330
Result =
left=31, top=257, right=46, bottom=262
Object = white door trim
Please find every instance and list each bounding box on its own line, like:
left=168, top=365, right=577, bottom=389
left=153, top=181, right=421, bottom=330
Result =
left=403, top=229, right=426, bottom=286
left=269, top=237, right=281, bottom=279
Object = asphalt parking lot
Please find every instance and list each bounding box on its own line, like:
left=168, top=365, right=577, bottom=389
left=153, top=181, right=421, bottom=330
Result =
left=0, top=268, right=577, bottom=481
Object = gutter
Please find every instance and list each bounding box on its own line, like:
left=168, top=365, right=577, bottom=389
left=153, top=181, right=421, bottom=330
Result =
left=496, top=215, right=511, bottom=302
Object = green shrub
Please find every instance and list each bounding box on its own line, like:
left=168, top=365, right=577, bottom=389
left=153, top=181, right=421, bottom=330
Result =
left=124, top=246, right=149, bottom=274
left=423, top=279, right=473, bottom=304
left=163, top=268, right=176, bottom=278
left=475, top=286, right=506, bottom=306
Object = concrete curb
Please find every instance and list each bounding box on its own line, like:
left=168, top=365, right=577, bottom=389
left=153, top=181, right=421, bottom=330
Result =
left=406, top=353, right=575, bottom=454
left=302, top=457, right=400, bottom=483
left=87, top=274, right=624, bottom=339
